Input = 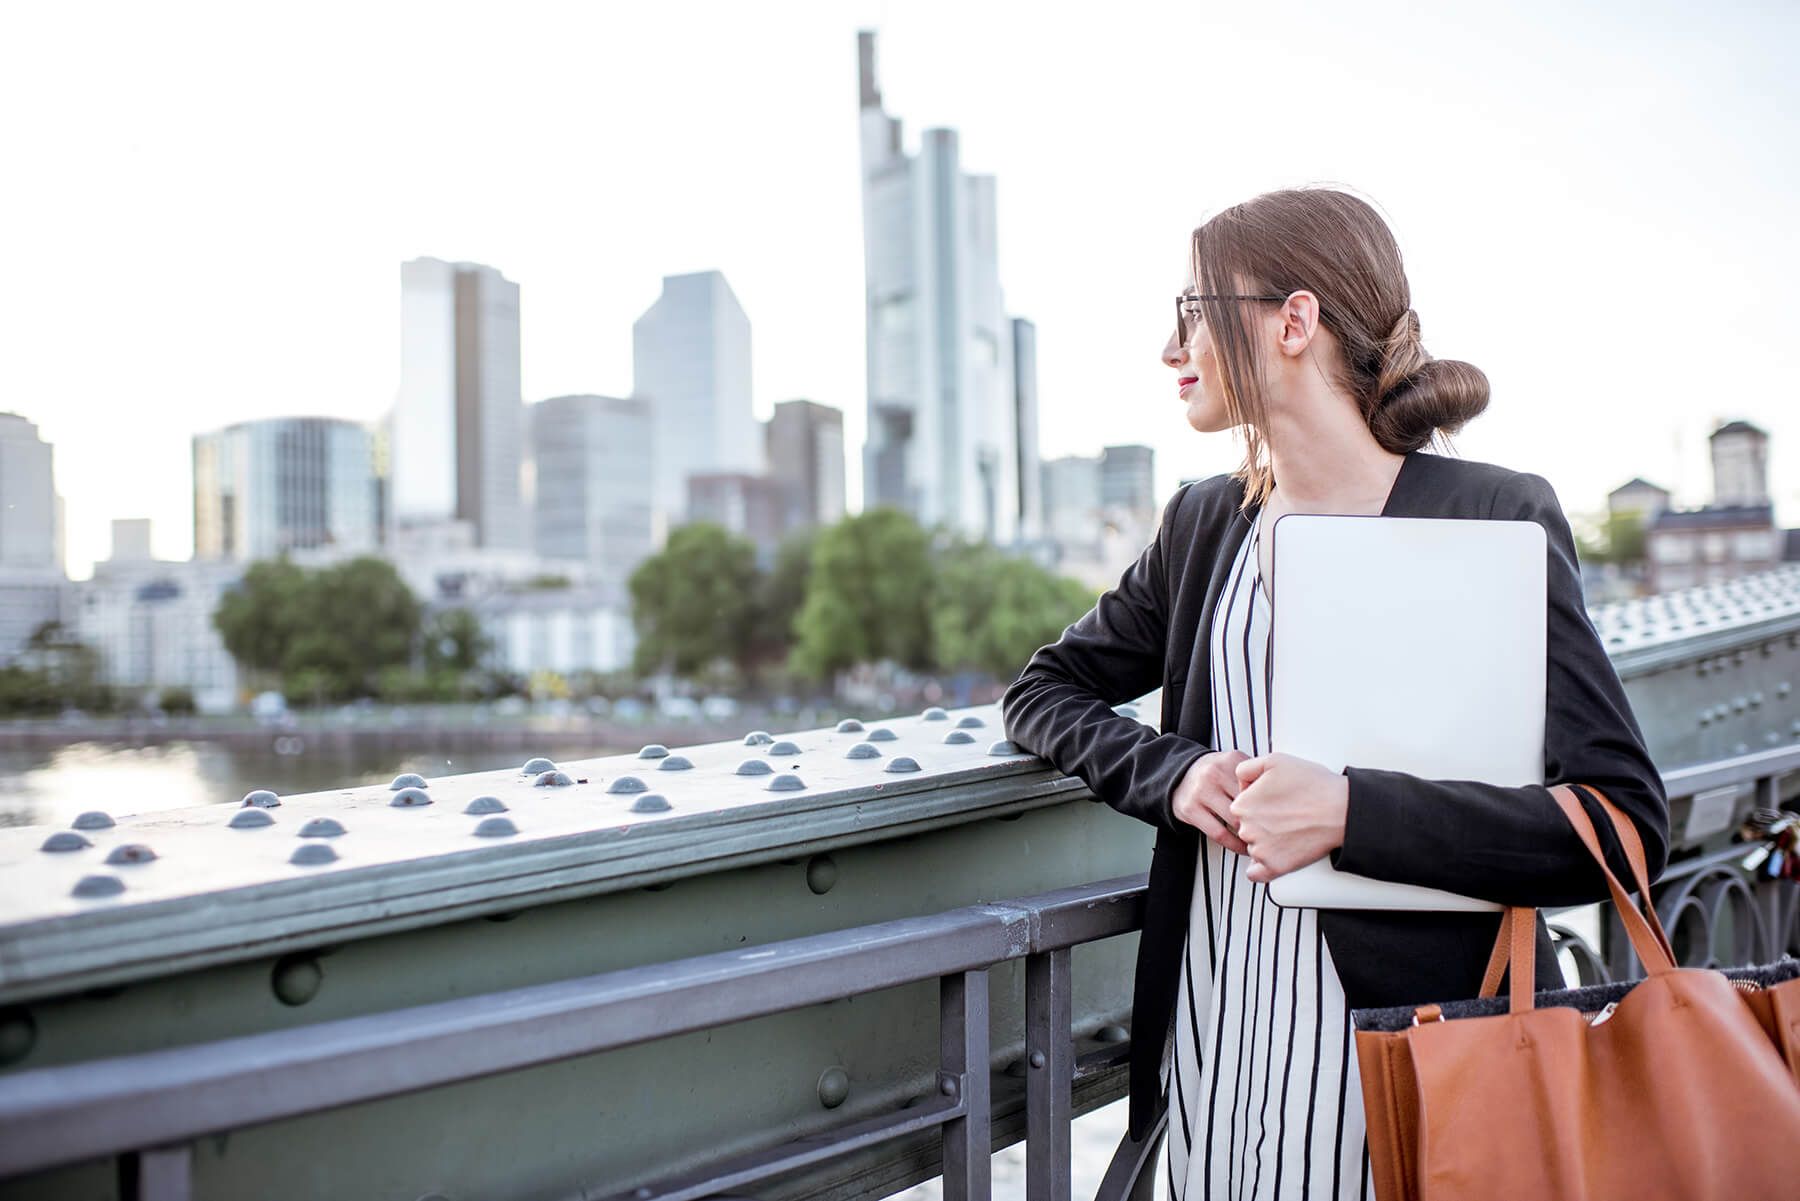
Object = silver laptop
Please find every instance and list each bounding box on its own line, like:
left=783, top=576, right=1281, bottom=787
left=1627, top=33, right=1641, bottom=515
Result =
left=1264, top=514, right=1546, bottom=911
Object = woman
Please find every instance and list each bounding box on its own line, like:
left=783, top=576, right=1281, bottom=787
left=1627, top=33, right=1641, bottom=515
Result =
left=1001, top=187, right=1668, bottom=1200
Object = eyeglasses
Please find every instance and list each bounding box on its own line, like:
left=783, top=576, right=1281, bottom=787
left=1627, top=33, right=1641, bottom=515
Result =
left=1175, top=292, right=1291, bottom=344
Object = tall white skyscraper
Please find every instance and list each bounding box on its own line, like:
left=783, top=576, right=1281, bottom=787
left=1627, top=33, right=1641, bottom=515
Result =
left=0, top=413, right=58, bottom=569
left=531, top=395, right=655, bottom=599
left=858, top=30, right=1019, bottom=544
left=393, top=258, right=527, bottom=550
left=1012, top=318, right=1043, bottom=541
left=192, top=417, right=377, bottom=561
left=632, top=270, right=760, bottom=537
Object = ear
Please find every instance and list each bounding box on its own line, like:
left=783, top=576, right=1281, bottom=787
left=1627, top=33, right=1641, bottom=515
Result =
left=1273, top=290, right=1321, bottom=360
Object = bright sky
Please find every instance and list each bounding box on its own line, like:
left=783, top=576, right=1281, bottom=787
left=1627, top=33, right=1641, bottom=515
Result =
left=5, top=0, right=1796, bottom=579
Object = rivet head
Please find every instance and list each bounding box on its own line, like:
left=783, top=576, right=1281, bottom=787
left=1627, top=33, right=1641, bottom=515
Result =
left=521, top=757, right=557, bottom=775
left=943, top=730, right=976, bottom=745
left=744, top=730, right=774, bottom=746
left=271, top=954, right=323, bottom=1006
left=464, top=796, right=508, bottom=815
left=657, top=755, right=694, bottom=771
left=836, top=718, right=865, bottom=733
left=534, top=770, right=575, bottom=788
left=806, top=854, right=838, bottom=894
left=390, top=787, right=433, bottom=808
left=988, top=740, right=1020, bottom=756
left=72, top=874, right=124, bottom=899
left=736, top=759, right=774, bottom=776
left=955, top=715, right=986, bottom=729
left=817, top=1065, right=851, bottom=1109
left=71, top=811, right=115, bottom=831
left=1029, top=1050, right=1046, bottom=1069
left=299, top=818, right=346, bottom=838
left=241, top=790, right=280, bottom=809
left=389, top=773, right=428, bottom=791
left=41, top=831, right=91, bottom=852
left=885, top=756, right=922, bottom=773
left=921, top=707, right=949, bottom=721
left=606, top=775, right=648, bottom=794
left=1094, top=1023, right=1129, bottom=1044
left=768, top=740, right=802, bottom=756
left=474, top=817, right=519, bottom=838
left=630, top=793, right=672, bottom=813
left=105, top=844, right=156, bottom=866
left=866, top=727, right=898, bottom=742
left=291, top=844, right=338, bottom=866
left=0, top=1007, right=37, bottom=1067
left=229, top=808, right=275, bottom=829
left=768, top=773, right=806, bottom=792
left=940, top=1076, right=958, bottom=1096
left=637, top=744, right=670, bottom=759
left=846, top=742, right=882, bottom=759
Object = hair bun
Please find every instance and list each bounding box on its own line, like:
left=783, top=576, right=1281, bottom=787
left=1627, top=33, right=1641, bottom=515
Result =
left=1369, top=357, right=1490, bottom=452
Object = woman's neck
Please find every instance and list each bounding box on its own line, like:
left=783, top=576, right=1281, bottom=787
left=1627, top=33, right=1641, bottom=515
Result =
left=1261, top=392, right=1406, bottom=516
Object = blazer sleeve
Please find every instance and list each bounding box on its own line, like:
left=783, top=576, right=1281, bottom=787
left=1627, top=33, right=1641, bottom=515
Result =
left=1332, top=471, right=1671, bottom=908
left=1002, top=487, right=1212, bottom=834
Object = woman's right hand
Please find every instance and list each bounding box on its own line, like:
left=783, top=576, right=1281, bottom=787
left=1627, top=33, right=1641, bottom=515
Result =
left=1172, top=750, right=1251, bottom=855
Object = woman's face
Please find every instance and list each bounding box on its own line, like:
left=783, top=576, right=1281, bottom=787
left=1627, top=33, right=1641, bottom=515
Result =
left=1163, top=264, right=1236, bottom=435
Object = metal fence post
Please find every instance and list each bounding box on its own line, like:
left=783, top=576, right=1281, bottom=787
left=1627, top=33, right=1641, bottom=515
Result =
left=1025, top=948, right=1073, bottom=1201
left=940, top=969, right=991, bottom=1201
left=135, top=1144, right=193, bottom=1201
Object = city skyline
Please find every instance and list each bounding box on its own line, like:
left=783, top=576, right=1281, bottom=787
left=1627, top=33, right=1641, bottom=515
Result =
left=4, top=2, right=1796, bottom=577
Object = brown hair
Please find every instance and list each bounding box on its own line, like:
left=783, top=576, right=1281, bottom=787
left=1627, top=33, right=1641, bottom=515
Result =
left=1190, top=186, right=1489, bottom=508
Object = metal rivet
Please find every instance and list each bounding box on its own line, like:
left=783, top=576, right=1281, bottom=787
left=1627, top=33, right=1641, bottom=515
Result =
left=534, top=770, right=576, bottom=788
left=241, top=790, right=280, bottom=809
left=389, top=773, right=428, bottom=791
left=817, top=1065, right=850, bottom=1109
left=72, top=874, right=124, bottom=899
left=736, top=759, right=774, bottom=776
left=291, top=844, right=338, bottom=866
left=940, top=1076, right=958, bottom=1096
left=272, top=954, right=323, bottom=1006
left=806, top=854, right=838, bottom=894
left=943, top=730, right=976, bottom=745
left=637, top=744, right=670, bottom=760
left=105, top=844, right=156, bottom=866
left=0, top=1007, right=36, bottom=1067
left=228, top=808, right=276, bottom=829
left=637, top=1189, right=653, bottom=1199
left=657, top=755, right=694, bottom=771
left=768, top=740, right=802, bottom=757
left=836, top=719, right=865, bottom=733
left=886, top=756, right=922, bottom=773
left=768, top=773, right=806, bottom=792
left=1005, top=1058, right=1029, bottom=1078
left=464, top=796, right=508, bottom=814
left=390, top=787, right=433, bottom=808
left=299, top=818, right=346, bottom=838
left=921, top=707, right=949, bottom=721
left=71, top=811, right=115, bottom=831
left=744, top=730, right=774, bottom=746
left=866, top=727, right=898, bottom=742
left=1113, top=705, right=1139, bottom=719
left=955, top=715, right=986, bottom=729
left=1029, top=1050, right=1046, bottom=1069
left=631, top=793, right=672, bottom=813
left=846, top=742, right=882, bottom=759
left=521, top=757, right=556, bottom=775
left=41, top=831, right=90, bottom=852
left=988, top=740, right=1020, bottom=756
left=606, top=775, right=648, bottom=794
left=474, top=817, right=519, bottom=838
left=1094, top=1024, right=1129, bottom=1044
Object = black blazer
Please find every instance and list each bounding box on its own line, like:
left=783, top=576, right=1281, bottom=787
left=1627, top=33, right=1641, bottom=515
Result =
left=1002, top=450, right=1669, bottom=1140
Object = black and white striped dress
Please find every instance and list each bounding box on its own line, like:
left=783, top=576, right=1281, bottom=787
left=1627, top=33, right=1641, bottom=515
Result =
left=1166, top=516, right=1374, bottom=1201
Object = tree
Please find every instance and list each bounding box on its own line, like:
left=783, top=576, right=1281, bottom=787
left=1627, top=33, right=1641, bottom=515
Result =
left=628, top=523, right=760, bottom=678
left=422, top=608, right=491, bottom=674
left=790, top=509, right=934, bottom=680
left=212, top=558, right=310, bottom=677
left=214, top=556, right=421, bottom=700
left=931, top=542, right=1096, bottom=678
left=748, top=530, right=816, bottom=672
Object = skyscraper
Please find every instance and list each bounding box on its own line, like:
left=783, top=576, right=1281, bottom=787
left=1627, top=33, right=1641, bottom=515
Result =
left=392, top=258, right=527, bottom=550
left=766, top=400, right=847, bottom=531
left=858, top=30, right=1019, bottom=544
left=1100, top=444, right=1157, bottom=519
left=531, top=395, right=655, bottom=596
left=0, top=413, right=57, bottom=569
left=192, top=418, right=378, bottom=561
left=1012, top=318, right=1043, bottom=541
left=632, top=271, right=760, bottom=537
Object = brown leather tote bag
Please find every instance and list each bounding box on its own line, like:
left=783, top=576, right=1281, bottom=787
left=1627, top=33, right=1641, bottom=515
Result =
left=1353, top=784, right=1800, bottom=1200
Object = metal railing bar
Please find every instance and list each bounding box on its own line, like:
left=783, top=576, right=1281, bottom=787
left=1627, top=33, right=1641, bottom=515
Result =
left=582, top=1094, right=965, bottom=1201
left=1026, top=949, right=1073, bottom=1201
left=135, top=1144, right=193, bottom=1201
left=1662, top=745, right=1800, bottom=799
left=1072, top=1041, right=1133, bottom=1080
left=999, top=876, right=1147, bottom=954
left=940, top=969, right=992, bottom=1201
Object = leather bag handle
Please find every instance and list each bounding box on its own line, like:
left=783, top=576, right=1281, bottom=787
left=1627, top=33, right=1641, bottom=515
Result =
left=1569, top=783, right=1674, bottom=965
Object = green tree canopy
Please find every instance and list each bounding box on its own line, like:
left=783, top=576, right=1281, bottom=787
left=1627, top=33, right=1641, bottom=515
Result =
left=212, top=558, right=310, bottom=676
left=789, top=508, right=934, bottom=680
left=749, top=530, right=816, bottom=671
left=930, top=541, right=1096, bottom=679
left=422, top=607, right=491, bottom=674
left=627, top=523, right=760, bottom=678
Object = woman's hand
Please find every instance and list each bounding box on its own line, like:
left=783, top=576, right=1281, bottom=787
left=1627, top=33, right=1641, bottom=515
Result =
left=1172, top=750, right=1251, bottom=855
left=1229, top=753, right=1350, bottom=884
